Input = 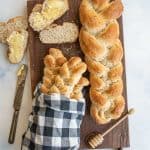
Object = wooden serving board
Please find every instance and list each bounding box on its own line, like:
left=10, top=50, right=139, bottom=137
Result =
left=27, top=0, right=130, bottom=149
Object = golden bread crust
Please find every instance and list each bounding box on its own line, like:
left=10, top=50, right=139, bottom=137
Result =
left=80, top=28, right=106, bottom=60
left=90, top=88, right=108, bottom=107
left=80, top=0, right=123, bottom=32
left=101, top=0, right=123, bottom=20
left=71, top=77, right=89, bottom=99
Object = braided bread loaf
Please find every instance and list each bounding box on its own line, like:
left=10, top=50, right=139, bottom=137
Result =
left=79, top=0, right=125, bottom=124
left=41, top=48, right=89, bottom=100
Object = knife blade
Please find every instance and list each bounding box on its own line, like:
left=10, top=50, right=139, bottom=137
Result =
left=8, top=64, right=28, bottom=144
left=14, top=64, right=28, bottom=111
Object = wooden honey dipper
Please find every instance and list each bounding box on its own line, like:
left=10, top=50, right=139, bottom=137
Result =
left=87, top=108, right=135, bottom=149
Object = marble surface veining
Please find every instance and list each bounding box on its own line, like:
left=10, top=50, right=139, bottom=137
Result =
left=0, top=0, right=150, bottom=150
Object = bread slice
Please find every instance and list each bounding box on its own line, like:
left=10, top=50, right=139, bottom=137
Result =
left=0, top=16, right=28, bottom=43
left=6, top=30, right=28, bottom=64
left=40, top=22, right=79, bottom=44
left=29, top=0, right=69, bottom=31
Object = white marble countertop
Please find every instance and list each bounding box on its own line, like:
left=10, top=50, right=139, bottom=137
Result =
left=0, top=0, right=150, bottom=150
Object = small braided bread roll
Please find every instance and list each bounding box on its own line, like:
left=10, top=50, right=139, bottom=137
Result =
left=41, top=48, right=89, bottom=100
left=79, top=0, right=125, bottom=124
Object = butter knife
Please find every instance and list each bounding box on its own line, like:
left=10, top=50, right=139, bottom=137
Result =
left=8, top=64, right=28, bottom=144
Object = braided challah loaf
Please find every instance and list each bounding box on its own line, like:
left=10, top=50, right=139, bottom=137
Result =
left=79, top=0, right=125, bottom=124
left=41, top=48, right=89, bottom=100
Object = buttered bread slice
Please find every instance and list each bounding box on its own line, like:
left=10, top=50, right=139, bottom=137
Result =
left=6, top=30, right=28, bottom=64
left=0, top=16, right=28, bottom=64
left=29, top=0, right=69, bottom=31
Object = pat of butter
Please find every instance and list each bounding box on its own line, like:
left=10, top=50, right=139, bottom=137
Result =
left=42, top=0, right=65, bottom=20
left=45, top=0, right=65, bottom=8
left=17, top=65, right=25, bottom=76
left=7, top=31, right=24, bottom=50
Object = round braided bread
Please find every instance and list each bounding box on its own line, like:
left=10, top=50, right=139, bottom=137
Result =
left=79, top=0, right=125, bottom=124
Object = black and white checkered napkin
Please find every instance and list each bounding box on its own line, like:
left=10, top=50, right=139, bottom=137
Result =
left=22, top=84, right=85, bottom=150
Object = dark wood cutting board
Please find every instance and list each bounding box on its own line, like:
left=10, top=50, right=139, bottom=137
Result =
left=27, top=0, right=130, bottom=149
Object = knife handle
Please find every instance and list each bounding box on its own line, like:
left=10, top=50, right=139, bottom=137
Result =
left=8, top=111, right=19, bottom=144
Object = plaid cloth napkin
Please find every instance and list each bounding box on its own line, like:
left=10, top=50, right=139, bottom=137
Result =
left=22, top=84, right=85, bottom=150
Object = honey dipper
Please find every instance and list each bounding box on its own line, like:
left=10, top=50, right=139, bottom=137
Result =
left=87, top=108, right=135, bottom=149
